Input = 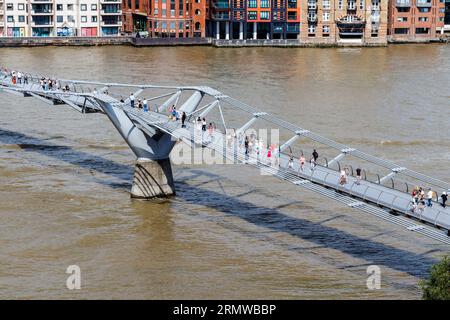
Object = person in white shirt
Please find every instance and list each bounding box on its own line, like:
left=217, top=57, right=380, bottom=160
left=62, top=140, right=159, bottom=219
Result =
left=129, top=93, right=135, bottom=108
left=339, top=169, right=347, bottom=185
left=426, top=189, right=433, bottom=207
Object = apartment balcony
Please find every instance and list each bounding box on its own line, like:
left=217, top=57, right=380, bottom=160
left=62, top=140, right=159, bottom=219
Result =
left=31, top=21, right=54, bottom=27
left=416, top=0, right=432, bottom=6
left=395, top=0, right=410, bottom=7
left=31, top=10, right=53, bottom=15
left=101, top=21, right=122, bottom=26
left=211, top=0, right=230, bottom=9
left=336, top=15, right=365, bottom=36
left=211, top=12, right=230, bottom=20
left=100, top=10, right=122, bottom=15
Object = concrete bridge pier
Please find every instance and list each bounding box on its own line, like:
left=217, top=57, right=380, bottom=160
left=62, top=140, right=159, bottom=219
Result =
left=131, top=157, right=176, bottom=199
left=95, top=99, right=177, bottom=199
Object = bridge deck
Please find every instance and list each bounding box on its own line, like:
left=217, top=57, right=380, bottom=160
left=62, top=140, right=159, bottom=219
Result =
left=1, top=72, right=449, bottom=245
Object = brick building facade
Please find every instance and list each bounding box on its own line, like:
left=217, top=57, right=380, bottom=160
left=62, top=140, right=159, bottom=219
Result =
left=121, top=0, right=444, bottom=43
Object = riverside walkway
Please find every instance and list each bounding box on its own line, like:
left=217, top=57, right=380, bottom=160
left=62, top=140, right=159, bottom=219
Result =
left=1, top=68, right=449, bottom=245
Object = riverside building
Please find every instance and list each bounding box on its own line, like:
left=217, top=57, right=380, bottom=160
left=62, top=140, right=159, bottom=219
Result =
left=387, top=0, right=445, bottom=41
left=1, top=0, right=122, bottom=36
left=0, top=0, right=4, bottom=37
left=123, top=0, right=389, bottom=44
left=445, top=0, right=450, bottom=32
left=123, top=0, right=207, bottom=37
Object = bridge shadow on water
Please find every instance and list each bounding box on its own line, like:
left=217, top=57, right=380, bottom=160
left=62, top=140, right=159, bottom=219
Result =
left=0, top=128, right=133, bottom=189
left=0, top=128, right=439, bottom=279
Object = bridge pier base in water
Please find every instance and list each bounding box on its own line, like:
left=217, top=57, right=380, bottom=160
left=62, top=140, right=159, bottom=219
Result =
left=130, top=158, right=175, bottom=199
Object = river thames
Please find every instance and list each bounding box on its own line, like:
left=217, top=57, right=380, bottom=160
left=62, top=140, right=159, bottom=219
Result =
left=0, top=45, right=449, bottom=299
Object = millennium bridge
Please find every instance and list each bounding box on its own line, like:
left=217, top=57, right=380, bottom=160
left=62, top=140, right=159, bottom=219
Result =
left=1, top=68, right=449, bottom=245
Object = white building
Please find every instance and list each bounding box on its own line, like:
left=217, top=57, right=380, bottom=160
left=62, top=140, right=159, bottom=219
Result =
left=4, top=1, right=29, bottom=36
left=0, top=0, right=5, bottom=37
left=1, top=0, right=121, bottom=37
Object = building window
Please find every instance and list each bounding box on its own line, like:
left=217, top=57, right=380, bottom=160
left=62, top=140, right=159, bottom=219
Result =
left=288, top=0, right=297, bottom=8
left=81, top=16, right=87, bottom=23
left=154, top=8, right=159, bottom=14
left=248, top=11, right=257, bottom=20
left=397, top=17, right=407, bottom=22
left=57, top=15, right=63, bottom=23
left=57, top=4, right=63, bottom=11
left=323, top=12, right=330, bottom=21
left=161, top=22, right=167, bottom=29
left=322, top=0, right=330, bottom=9
left=81, top=4, right=87, bottom=11
left=416, top=28, right=429, bottom=34
left=260, top=0, right=270, bottom=8
left=7, top=16, right=14, bottom=22
left=195, top=9, right=201, bottom=15
left=91, top=4, right=97, bottom=10
left=179, top=0, right=183, bottom=15
left=360, top=0, right=364, bottom=9
left=323, top=25, right=330, bottom=36
left=6, top=4, right=13, bottom=11
left=18, top=3, right=25, bottom=10
left=372, top=0, right=379, bottom=9
left=92, top=16, right=98, bottom=22
left=68, top=15, right=75, bottom=23
left=338, top=0, right=343, bottom=9
left=308, top=24, right=316, bottom=34
left=288, top=11, right=297, bottom=20
left=67, top=4, right=74, bottom=11
left=394, top=28, right=408, bottom=34
left=170, top=22, right=175, bottom=29
left=195, top=22, right=201, bottom=30
left=260, top=11, right=270, bottom=19
left=418, top=17, right=429, bottom=22
left=162, top=9, right=166, bottom=16
left=418, top=7, right=430, bottom=12
left=18, top=15, right=25, bottom=22
left=248, top=0, right=257, bottom=8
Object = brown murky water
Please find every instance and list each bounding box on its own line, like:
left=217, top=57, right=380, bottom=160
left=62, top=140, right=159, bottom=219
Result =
left=0, top=45, right=449, bottom=299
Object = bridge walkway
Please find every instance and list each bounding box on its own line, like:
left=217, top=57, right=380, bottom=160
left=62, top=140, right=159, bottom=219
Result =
left=1, top=73, right=449, bottom=244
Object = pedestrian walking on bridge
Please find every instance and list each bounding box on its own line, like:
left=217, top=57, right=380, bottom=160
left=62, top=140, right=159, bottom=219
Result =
left=312, top=149, right=319, bottom=162
left=129, top=93, right=135, bottom=108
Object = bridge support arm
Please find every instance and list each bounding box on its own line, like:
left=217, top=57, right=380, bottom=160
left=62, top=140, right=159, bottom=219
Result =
left=237, top=116, right=258, bottom=135
left=180, top=91, right=203, bottom=114
left=280, top=129, right=310, bottom=153
left=327, top=148, right=355, bottom=167
left=158, top=90, right=182, bottom=113
left=379, top=167, right=406, bottom=185
left=96, top=99, right=177, bottom=199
